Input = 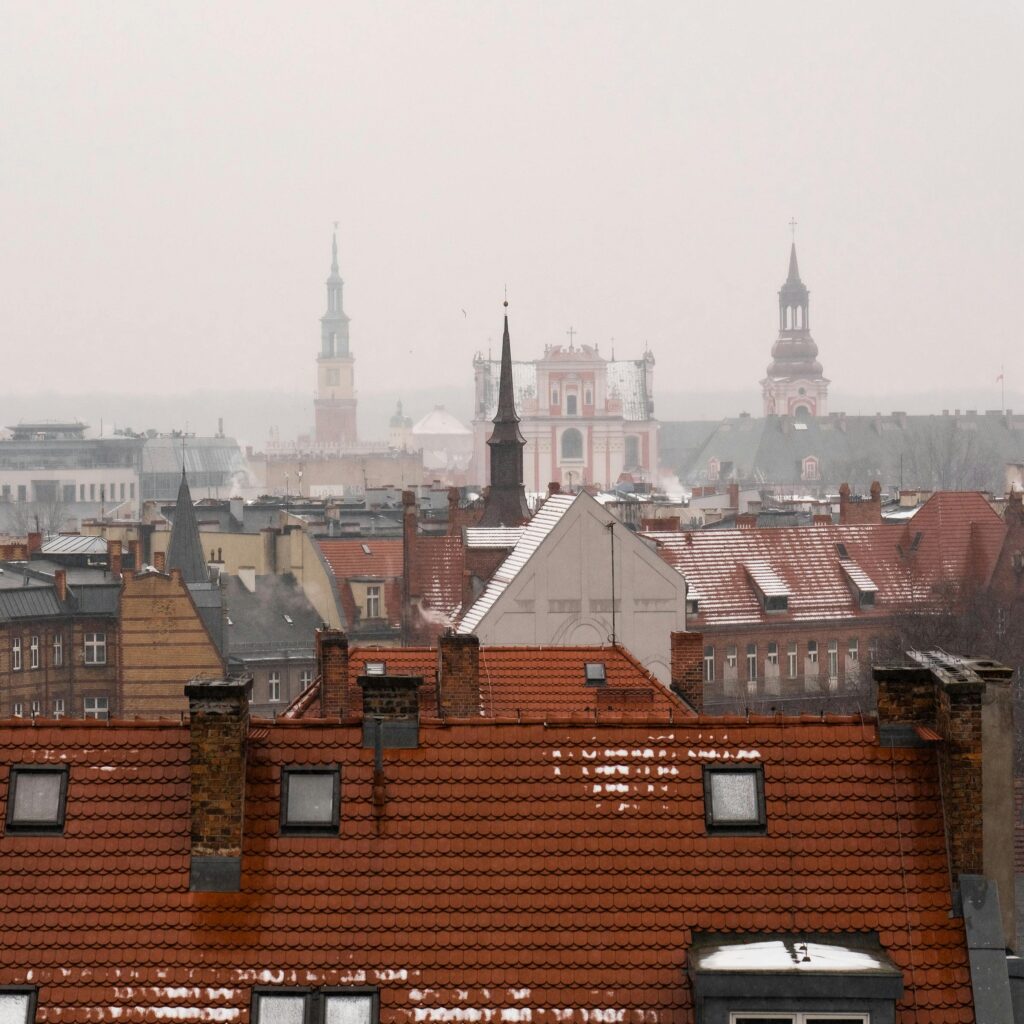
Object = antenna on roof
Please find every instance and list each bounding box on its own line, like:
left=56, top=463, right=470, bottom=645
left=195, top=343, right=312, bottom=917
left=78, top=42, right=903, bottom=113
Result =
left=606, top=521, right=617, bottom=645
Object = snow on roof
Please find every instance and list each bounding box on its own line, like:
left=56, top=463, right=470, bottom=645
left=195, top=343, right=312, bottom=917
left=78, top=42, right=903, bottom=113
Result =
left=742, top=559, right=790, bottom=597
left=412, top=406, right=472, bottom=436
left=464, top=527, right=525, bottom=550
left=691, top=936, right=900, bottom=975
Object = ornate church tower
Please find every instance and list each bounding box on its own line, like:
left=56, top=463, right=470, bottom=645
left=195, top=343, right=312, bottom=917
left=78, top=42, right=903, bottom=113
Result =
left=761, top=241, right=829, bottom=418
left=314, top=229, right=358, bottom=446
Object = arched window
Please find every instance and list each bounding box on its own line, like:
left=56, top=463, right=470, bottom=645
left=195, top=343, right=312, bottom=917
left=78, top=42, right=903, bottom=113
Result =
left=561, top=428, right=583, bottom=460
left=801, top=456, right=819, bottom=481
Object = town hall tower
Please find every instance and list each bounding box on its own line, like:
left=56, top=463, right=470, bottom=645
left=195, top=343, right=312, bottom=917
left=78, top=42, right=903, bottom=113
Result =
left=314, top=229, right=358, bottom=446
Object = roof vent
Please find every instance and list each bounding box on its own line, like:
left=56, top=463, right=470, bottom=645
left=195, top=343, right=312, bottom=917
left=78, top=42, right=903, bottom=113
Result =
left=584, top=662, right=607, bottom=687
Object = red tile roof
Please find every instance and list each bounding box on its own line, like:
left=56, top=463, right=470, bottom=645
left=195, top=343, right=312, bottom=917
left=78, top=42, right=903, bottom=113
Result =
left=408, top=535, right=463, bottom=638
left=648, top=491, right=1006, bottom=627
left=0, top=714, right=974, bottom=1020
left=318, top=539, right=404, bottom=580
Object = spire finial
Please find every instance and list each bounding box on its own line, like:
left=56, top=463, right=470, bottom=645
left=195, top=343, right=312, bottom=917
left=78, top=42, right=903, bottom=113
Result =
left=331, top=223, right=339, bottom=274
left=789, top=217, right=798, bottom=242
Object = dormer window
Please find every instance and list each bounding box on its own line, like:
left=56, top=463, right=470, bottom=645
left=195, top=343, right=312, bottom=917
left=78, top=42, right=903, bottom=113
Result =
left=281, top=767, right=340, bottom=835
left=840, top=562, right=878, bottom=609
left=743, top=561, right=790, bottom=613
left=6, top=766, right=68, bottom=834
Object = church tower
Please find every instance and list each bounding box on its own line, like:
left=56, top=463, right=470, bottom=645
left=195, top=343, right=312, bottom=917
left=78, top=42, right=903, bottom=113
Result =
left=761, top=241, right=829, bottom=418
left=314, top=228, right=358, bottom=446
left=478, top=304, right=530, bottom=527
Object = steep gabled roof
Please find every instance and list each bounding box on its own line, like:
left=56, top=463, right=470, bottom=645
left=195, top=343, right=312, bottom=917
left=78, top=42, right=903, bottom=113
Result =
left=0, top=714, right=974, bottom=1019
left=164, top=471, right=209, bottom=584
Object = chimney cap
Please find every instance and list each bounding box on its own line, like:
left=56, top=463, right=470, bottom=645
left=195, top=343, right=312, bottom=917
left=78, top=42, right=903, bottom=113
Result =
left=185, top=677, right=253, bottom=700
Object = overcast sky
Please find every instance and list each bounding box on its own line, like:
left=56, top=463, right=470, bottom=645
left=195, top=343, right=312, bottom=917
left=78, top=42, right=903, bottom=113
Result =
left=1, top=2, right=1020, bottom=421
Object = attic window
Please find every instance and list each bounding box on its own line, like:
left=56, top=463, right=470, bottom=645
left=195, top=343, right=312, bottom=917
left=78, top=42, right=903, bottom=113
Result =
left=361, top=543, right=372, bottom=555
left=283, top=614, right=294, bottom=625
left=835, top=542, right=849, bottom=560
left=763, top=595, right=788, bottom=612
left=6, top=766, right=68, bottom=834
left=584, top=662, right=607, bottom=687
left=252, top=989, right=375, bottom=1024
left=364, top=660, right=386, bottom=676
left=0, top=990, right=36, bottom=1023
left=280, top=767, right=340, bottom=835
left=686, top=596, right=699, bottom=615
left=703, top=764, right=766, bottom=834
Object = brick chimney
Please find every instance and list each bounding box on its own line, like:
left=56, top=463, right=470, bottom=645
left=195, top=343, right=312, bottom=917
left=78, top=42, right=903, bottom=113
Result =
left=438, top=630, right=481, bottom=717
left=838, top=482, right=851, bottom=523
left=401, top=490, right=417, bottom=644
left=316, top=628, right=348, bottom=718
left=186, top=677, right=252, bottom=892
left=127, top=539, right=141, bottom=570
left=153, top=550, right=166, bottom=572
left=54, top=569, right=67, bottom=603
left=107, top=539, right=123, bottom=578
left=27, top=532, right=42, bottom=556
left=670, top=631, right=703, bottom=712
left=727, top=482, right=739, bottom=510
left=875, top=653, right=1015, bottom=947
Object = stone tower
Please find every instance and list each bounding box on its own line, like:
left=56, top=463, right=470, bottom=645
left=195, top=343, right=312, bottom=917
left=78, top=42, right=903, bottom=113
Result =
left=478, top=306, right=530, bottom=527
left=761, top=242, right=829, bottom=418
left=314, top=229, right=358, bottom=445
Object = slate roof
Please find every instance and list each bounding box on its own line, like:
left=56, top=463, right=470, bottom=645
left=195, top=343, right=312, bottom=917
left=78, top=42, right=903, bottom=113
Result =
left=40, top=535, right=108, bottom=556
left=647, top=491, right=1006, bottom=627
left=224, top=574, right=322, bottom=659
left=165, top=473, right=210, bottom=585
left=0, top=713, right=974, bottom=1020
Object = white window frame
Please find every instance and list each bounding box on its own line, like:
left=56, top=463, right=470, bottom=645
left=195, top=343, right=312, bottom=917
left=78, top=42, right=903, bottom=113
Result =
left=746, top=644, right=757, bottom=682
left=12, top=702, right=23, bottom=718
left=848, top=638, right=859, bottom=661
left=11, top=637, right=21, bottom=672
left=726, top=645, right=738, bottom=669
left=29, top=636, right=39, bottom=669
left=53, top=633, right=63, bottom=667
left=84, top=632, right=107, bottom=665
left=828, top=639, right=839, bottom=679
left=767, top=642, right=779, bottom=666
left=788, top=642, right=798, bottom=678
left=84, top=695, right=109, bottom=720
left=53, top=698, right=65, bottom=720
left=300, top=669, right=314, bottom=688
left=365, top=584, right=381, bottom=619
left=807, top=640, right=818, bottom=665
left=30, top=701, right=40, bottom=719
left=268, top=672, right=281, bottom=703
left=703, top=646, right=714, bottom=683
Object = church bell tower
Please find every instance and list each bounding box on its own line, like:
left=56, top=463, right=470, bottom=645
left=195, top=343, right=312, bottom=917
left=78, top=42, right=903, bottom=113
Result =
left=314, top=228, right=358, bottom=446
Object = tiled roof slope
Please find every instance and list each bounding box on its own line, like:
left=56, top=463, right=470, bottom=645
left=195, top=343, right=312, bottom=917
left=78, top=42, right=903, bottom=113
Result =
left=409, top=535, right=463, bottom=630
left=0, top=715, right=972, bottom=1021
left=648, top=491, right=1005, bottom=627
left=318, top=539, right=404, bottom=580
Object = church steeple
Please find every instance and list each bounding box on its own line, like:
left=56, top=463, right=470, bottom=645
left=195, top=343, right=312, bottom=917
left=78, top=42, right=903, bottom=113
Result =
left=761, top=235, right=829, bottom=418
left=479, top=303, right=529, bottom=527
left=165, top=469, right=210, bottom=584
left=321, top=226, right=350, bottom=358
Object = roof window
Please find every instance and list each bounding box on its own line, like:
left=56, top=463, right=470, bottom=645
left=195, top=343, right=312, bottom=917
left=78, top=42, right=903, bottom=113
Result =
left=283, top=614, right=294, bottom=625
left=364, top=660, right=386, bottom=676
left=703, top=764, right=766, bottom=834
left=361, top=543, right=372, bottom=555
left=6, top=766, right=68, bottom=834
left=280, top=767, right=340, bottom=835
left=0, top=989, right=36, bottom=1023
left=253, top=988, right=376, bottom=1024
left=584, top=662, right=607, bottom=687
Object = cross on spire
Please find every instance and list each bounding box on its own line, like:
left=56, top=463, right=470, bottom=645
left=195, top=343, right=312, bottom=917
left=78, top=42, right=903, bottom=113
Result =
left=789, top=217, right=798, bottom=241
left=566, top=326, right=577, bottom=349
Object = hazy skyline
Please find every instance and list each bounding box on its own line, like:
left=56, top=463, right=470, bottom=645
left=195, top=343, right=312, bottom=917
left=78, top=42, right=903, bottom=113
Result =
left=1, top=2, right=1021, bottom=419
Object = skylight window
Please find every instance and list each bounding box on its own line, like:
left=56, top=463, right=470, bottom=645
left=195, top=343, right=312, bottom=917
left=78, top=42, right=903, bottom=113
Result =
left=281, top=767, right=340, bottom=835
left=0, top=989, right=36, bottom=1023
left=703, top=765, right=766, bottom=834
left=584, top=662, right=607, bottom=687
left=6, top=766, right=68, bottom=834
left=283, top=614, right=294, bottom=625
left=361, top=543, right=372, bottom=555
left=253, top=988, right=375, bottom=1024
left=364, top=660, right=386, bottom=676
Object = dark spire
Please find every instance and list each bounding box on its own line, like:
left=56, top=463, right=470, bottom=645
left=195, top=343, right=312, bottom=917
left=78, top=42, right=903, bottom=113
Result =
left=165, top=470, right=210, bottom=584
left=786, top=242, right=801, bottom=285
left=331, top=225, right=339, bottom=275
left=479, top=302, right=529, bottom=527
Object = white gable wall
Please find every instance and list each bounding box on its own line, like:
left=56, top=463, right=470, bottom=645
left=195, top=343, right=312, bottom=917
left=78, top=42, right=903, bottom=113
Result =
left=466, top=492, right=686, bottom=682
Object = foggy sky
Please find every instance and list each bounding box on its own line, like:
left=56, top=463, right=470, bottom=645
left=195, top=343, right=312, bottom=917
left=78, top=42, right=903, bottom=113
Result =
left=1, top=2, right=1021, bottom=424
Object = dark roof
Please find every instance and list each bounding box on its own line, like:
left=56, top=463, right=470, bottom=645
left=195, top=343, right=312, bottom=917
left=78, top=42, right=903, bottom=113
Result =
left=0, top=713, right=974, bottom=1018
left=0, top=587, right=63, bottom=620
left=225, top=573, right=321, bottom=659
left=165, top=472, right=210, bottom=584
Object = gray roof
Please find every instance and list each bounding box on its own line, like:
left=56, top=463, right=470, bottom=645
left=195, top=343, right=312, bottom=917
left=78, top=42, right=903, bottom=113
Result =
left=165, top=473, right=210, bottom=585
left=661, top=410, right=1024, bottom=493
left=0, top=588, right=64, bottom=621
left=224, top=573, right=321, bottom=661
left=70, top=585, right=120, bottom=616
left=41, top=535, right=108, bottom=556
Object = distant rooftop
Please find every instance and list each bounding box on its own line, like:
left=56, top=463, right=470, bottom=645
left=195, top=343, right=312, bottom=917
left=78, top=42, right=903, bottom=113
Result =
left=5, top=421, right=88, bottom=441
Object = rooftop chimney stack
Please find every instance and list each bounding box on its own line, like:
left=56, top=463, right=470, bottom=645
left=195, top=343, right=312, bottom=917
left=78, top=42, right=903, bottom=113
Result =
left=153, top=550, right=166, bottom=572
left=316, top=628, right=349, bottom=718
left=438, top=630, right=481, bottom=717
left=670, top=631, right=704, bottom=712
left=186, top=677, right=252, bottom=892
left=107, top=539, right=123, bottom=579
left=27, top=532, right=42, bottom=555
left=54, top=569, right=67, bottom=603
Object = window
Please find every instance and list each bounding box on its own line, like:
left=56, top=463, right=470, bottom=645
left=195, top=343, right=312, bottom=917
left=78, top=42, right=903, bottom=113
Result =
left=703, top=765, right=766, bottom=833
left=731, top=1016, right=867, bottom=1024
left=561, top=428, right=583, bottom=460
left=84, top=633, right=107, bottom=665
left=566, top=394, right=578, bottom=416
left=827, top=640, right=839, bottom=679
left=11, top=638, right=21, bottom=672
left=89, top=483, right=96, bottom=501
left=806, top=640, right=818, bottom=665
left=763, top=594, right=788, bottom=612
left=326, top=368, right=340, bottom=387
left=53, top=634, right=63, bottom=667
left=269, top=673, right=281, bottom=703
left=130, top=482, right=136, bottom=500
left=16, top=485, right=26, bottom=502
left=726, top=645, right=737, bottom=669
left=120, top=483, right=125, bottom=500
left=551, top=387, right=559, bottom=405
left=84, top=696, right=109, bottom=720
left=746, top=644, right=757, bottom=681
left=30, top=702, right=40, bottom=719
left=80, top=484, right=86, bottom=501
left=624, top=435, right=640, bottom=468
left=584, top=662, right=606, bottom=687
left=0, top=988, right=37, bottom=1022
left=584, top=387, right=593, bottom=405
left=252, top=989, right=375, bottom=1024
left=6, top=766, right=68, bottom=834
left=703, top=646, right=714, bottom=683
left=848, top=638, right=858, bottom=661
left=281, top=767, right=340, bottom=834
left=300, top=669, right=314, bottom=688
left=29, top=636, right=39, bottom=670
left=53, top=699, right=64, bottom=719
left=365, top=585, right=381, bottom=619
left=787, top=642, right=798, bottom=678
left=12, top=703, right=23, bottom=719
left=767, top=642, right=778, bottom=666
left=364, top=661, right=386, bottom=676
